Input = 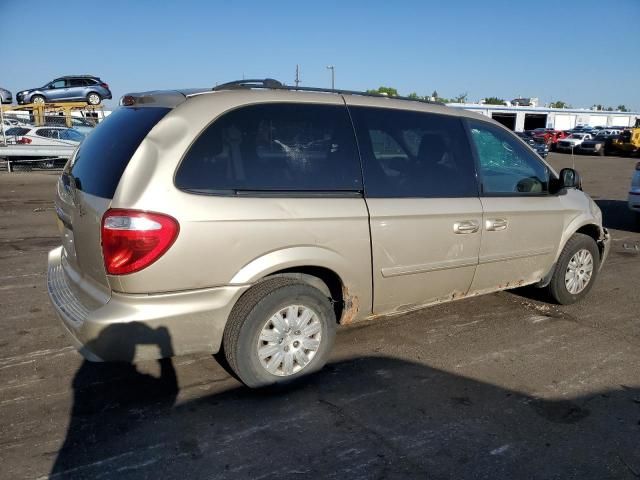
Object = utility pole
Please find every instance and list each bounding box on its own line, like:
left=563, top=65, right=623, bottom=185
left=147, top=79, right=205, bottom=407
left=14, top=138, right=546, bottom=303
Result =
left=295, top=64, right=301, bottom=87
left=326, top=65, right=335, bottom=90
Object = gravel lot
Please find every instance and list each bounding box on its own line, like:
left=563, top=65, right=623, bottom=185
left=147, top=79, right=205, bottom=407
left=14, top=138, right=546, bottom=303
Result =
left=1, top=152, right=639, bottom=479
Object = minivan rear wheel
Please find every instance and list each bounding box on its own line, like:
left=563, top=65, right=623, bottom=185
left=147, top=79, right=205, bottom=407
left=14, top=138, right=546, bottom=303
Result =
left=546, top=233, right=600, bottom=305
left=222, top=277, right=336, bottom=388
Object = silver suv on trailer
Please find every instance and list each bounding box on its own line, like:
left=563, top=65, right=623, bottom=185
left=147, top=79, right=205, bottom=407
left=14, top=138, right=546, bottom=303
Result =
left=48, top=79, right=610, bottom=388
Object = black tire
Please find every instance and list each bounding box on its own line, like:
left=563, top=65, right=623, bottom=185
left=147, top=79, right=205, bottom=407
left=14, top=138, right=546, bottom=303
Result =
left=86, top=92, right=101, bottom=105
left=31, top=95, right=45, bottom=105
left=546, top=233, right=600, bottom=305
left=222, top=277, right=336, bottom=388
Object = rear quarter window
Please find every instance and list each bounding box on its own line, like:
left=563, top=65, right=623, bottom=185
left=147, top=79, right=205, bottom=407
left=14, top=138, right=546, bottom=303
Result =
left=68, top=107, right=170, bottom=198
left=5, top=127, right=30, bottom=136
left=175, top=103, right=362, bottom=194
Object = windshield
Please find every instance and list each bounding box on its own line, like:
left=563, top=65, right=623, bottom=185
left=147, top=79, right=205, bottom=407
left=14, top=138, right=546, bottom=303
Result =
left=569, top=134, right=585, bottom=139
left=59, top=129, right=85, bottom=142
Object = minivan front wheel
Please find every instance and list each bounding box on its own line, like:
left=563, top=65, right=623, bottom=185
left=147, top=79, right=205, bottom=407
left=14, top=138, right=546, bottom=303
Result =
left=222, top=277, right=336, bottom=388
left=547, top=233, right=600, bottom=304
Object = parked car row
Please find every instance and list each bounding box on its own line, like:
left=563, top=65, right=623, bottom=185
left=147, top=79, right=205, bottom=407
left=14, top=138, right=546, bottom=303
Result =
left=1, top=75, right=112, bottom=106
left=514, top=132, right=549, bottom=158
left=518, top=125, right=635, bottom=156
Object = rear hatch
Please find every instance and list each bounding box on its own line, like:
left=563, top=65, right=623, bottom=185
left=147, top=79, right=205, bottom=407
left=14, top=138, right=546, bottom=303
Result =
left=55, top=106, right=171, bottom=300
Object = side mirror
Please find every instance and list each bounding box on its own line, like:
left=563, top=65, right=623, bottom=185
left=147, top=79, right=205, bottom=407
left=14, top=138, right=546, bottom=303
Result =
left=559, top=168, right=582, bottom=190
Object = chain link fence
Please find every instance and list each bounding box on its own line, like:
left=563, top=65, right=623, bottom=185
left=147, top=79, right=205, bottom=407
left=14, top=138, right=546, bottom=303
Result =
left=1, top=109, right=105, bottom=171
left=1, top=112, right=99, bottom=144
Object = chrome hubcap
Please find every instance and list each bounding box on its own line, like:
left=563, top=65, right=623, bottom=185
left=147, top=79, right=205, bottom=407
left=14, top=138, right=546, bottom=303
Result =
left=564, top=249, right=593, bottom=294
left=33, top=97, right=44, bottom=104
left=257, top=304, right=322, bottom=377
left=88, top=94, right=99, bottom=105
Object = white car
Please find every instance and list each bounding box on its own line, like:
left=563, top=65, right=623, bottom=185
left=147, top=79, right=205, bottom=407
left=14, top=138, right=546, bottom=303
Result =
left=6, top=126, right=85, bottom=146
left=1, top=117, right=31, bottom=132
left=556, top=133, right=592, bottom=152
left=629, top=161, right=640, bottom=221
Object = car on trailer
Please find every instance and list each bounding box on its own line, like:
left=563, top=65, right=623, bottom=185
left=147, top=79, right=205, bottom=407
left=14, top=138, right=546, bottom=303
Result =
left=16, top=75, right=112, bottom=106
left=0, top=87, right=12, bottom=104
left=11, top=126, right=85, bottom=146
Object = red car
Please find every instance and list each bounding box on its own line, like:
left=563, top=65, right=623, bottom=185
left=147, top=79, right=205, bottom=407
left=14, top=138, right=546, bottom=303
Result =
left=532, top=128, right=569, bottom=149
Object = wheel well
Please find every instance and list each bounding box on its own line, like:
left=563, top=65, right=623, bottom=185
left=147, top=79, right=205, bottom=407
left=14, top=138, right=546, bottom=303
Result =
left=266, top=267, right=344, bottom=324
left=575, top=224, right=604, bottom=258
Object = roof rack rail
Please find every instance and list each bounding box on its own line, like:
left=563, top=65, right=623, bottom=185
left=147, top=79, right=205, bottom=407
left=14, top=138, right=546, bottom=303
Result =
left=213, top=78, right=284, bottom=91
left=211, top=78, right=443, bottom=105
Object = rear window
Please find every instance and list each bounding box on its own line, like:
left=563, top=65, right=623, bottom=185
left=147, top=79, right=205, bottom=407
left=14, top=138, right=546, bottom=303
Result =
left=175, top=103, right=362, bottom=194
left=5, top=127, right=30, bottom=136
left=69, top=107, right=169, bottom=198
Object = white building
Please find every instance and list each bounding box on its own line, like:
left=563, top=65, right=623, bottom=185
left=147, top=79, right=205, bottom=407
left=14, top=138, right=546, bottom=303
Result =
left=447, top=103, right=639, bottom=132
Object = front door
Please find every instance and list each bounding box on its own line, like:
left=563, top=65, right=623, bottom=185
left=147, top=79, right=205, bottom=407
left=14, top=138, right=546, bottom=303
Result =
left=45, top=79, right=67, bottom=101
left=347, top=102, right=482, bottom=316
left=465, top=119, right=565, bottom=294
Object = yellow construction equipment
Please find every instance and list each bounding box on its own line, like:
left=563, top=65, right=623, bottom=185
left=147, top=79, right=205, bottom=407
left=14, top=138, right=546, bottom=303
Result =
left=611, top=127, right=640, bottom=156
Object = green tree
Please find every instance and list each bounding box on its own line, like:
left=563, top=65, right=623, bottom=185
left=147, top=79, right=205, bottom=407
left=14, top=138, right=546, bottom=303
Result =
left=407, top=92, right=420, bottom=99
left=453, top=92, right=468, bottom=103
left=366, top=86, right=399, bottom=97
left=549, top=100, right=569, bottom=109
left=428, top=90, right=451, bottom=103
left=606, top=106, right=613, bottom=111
left=483, top=96, right=505, bottom=105
left=617, top=105, right=628, bottom=112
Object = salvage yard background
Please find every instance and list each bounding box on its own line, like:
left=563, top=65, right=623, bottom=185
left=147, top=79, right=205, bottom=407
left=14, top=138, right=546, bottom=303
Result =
left=1, top=152, right=639, bottom=479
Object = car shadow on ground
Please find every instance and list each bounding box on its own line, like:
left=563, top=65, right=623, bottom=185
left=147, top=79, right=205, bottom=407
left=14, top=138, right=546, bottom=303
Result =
left=49, top=325, right=640, bottom=479
left=595, top=199, right=639, bottom=233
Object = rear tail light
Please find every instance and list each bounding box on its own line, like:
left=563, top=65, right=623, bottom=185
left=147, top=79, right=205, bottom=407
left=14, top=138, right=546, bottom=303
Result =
left=101, top=82, right=109, bottom=89
left=17, top=137, right=32, bottom=144
left=101, top=209, right=179, bottom=275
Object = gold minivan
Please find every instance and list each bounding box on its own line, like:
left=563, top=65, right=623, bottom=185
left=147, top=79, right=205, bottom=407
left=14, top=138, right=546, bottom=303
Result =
left=48, top=79, right=610, bottom=387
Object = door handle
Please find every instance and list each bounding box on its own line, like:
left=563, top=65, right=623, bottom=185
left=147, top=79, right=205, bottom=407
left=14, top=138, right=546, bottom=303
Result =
left=453, top=220, right=480, bottom=234
left=485, top=218, right=508, bottom=231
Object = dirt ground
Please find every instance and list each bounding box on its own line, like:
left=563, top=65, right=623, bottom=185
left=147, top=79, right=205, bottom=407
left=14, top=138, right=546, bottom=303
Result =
left=1, top=152, right=639, bottom=479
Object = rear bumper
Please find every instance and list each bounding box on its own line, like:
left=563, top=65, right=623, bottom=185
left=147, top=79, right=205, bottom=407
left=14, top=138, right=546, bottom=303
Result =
left=47, top=246, right=248, bottom=362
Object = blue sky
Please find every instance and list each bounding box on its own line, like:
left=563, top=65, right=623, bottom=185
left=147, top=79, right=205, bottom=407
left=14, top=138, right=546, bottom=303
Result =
left=2, top=0, right=639, bottom=110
